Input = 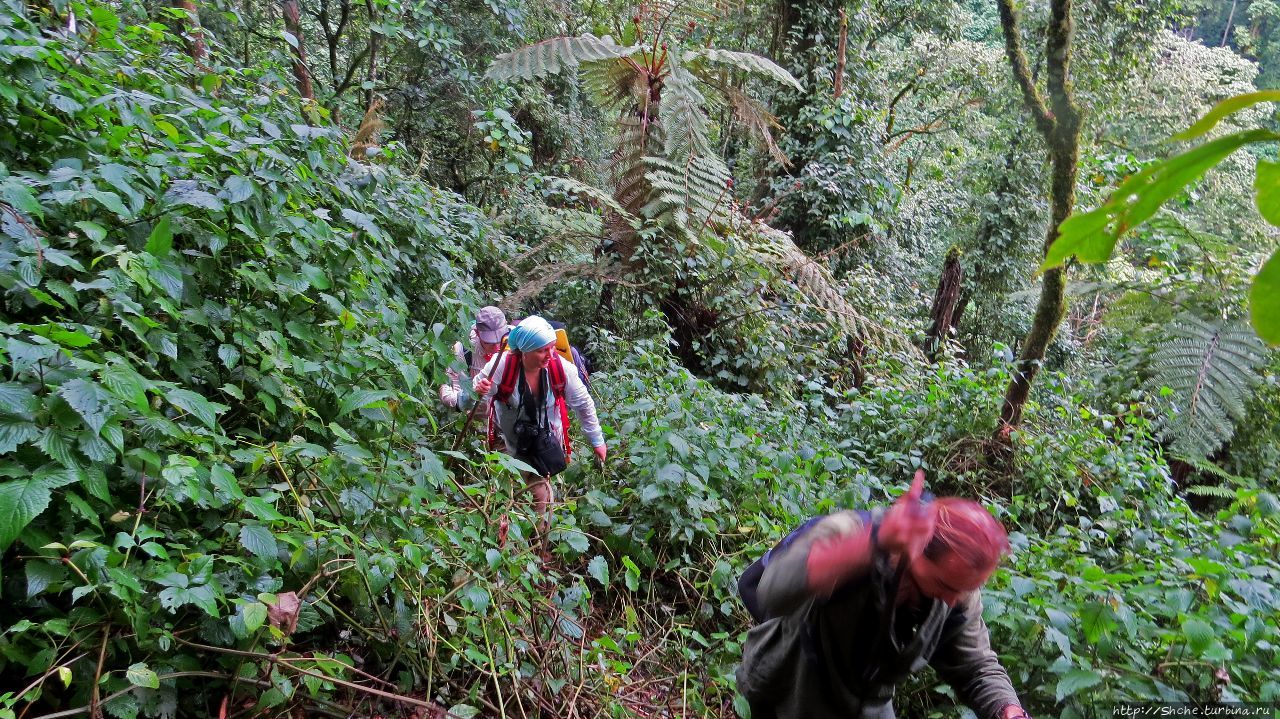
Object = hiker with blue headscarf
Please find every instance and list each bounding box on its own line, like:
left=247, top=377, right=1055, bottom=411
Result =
left=474, top=315, right=606, bottom=519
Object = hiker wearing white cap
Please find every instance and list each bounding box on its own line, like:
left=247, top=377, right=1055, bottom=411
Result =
left=474, top=315, right=607, bottom=518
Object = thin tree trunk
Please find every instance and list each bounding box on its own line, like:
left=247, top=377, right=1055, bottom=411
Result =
left=281, top=0, right=315, bottom=101
left=174, top=0, right=207, bottom=62
left=364, top=0, right=380, bottom=111
left=1221, top=0, right=1238, bottom=46
left=833, top=9, right=848, bottom=98
left=926, top=246, right=964, bottom=360
left=994, top=0, right=1082, bottom=440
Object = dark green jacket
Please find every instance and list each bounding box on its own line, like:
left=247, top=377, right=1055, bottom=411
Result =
left=736, top=510, right=1021, bottom=719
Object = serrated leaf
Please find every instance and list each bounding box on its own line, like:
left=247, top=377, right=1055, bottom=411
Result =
left=38, top=429, right=78, bottom=467
left=0, top=416, right=41, bottom=453
left=145, top=216, right=172, bottom=257
left=239, top=523, right=279, bottom=559
left=223, top=175, right=255, bottom=203
left=0, top=382, right=38, bottom=419
left=165, top=388, right=226, bottom=428
left=587, top=555, right=609, bottom=587
left=58, top=379, right=115, bottom=436
left=125, top=662, right=159, bottom=689
left=80, top=466, right=111, bottom=503
left=101, top=362, right=149, bottom=412
left=1055, top=668, right=1103, bottom=701
left=217, top=344, right=240, bottom=369
left=0, top=477, right=55, bottom=551
left=243, top=602, right=268, bottom=634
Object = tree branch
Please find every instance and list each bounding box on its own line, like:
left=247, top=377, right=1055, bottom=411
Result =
left=996, top=0, right=1054, bottom=138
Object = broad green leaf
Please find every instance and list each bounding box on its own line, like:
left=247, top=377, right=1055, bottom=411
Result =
left=621, top=556, right=640, bottom=592
left=1255, top=159, right=1280, bottom=226
left=74, top=220, right=107, bottom=242
left=1183, top=617, right=1214, bottom=654
left=339, top=388, right=391, bottom=415
left=101, top=361, right=150, bottom=411
left=1055, top=668, right=1103, bottom=701
left=25, top=559, right=65, bottom=598
left=587, top=555, right=610, bottom=587
left=125, top=662, right=159, bottom=689
left=239, top=523, right=279, bottom=559
left=145, top=216, right=172, bottom=257
left=1175, top=90, right=1280, bottom=141
left=1044, top=130, right=1279, bottom=271
left=0, top=477, right=55, bottom=550
left=58, top=379, right=114, bottom=436
left=0, top=382, right=38, bottom=418
left=0, top=416, right=41, bottom=453
left=223, top=175, right=255, bottom=203
left=165, top=388, right=226, bottom=428
left=217, top=344, right=240, bottom=369
left=81, top=466, right=111, bottom=503
left=447, top=706, right=480, bottom=719
left=242, top=601, right=268, bottom=634
left=1251, top=249, right=1280, bottom=345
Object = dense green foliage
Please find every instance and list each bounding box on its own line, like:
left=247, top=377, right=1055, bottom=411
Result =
left=1, top=0, right=1279, bottom=717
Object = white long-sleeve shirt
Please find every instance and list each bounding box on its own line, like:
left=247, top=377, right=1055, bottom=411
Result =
left=474, top=352, right=605, bottom=451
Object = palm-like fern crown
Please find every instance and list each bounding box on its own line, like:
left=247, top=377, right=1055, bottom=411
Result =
left=1150, top=314, right=1267, bottom=458
left=485, top=21, right=905, bottom=353
left=485, top=29, right=799, bottom=242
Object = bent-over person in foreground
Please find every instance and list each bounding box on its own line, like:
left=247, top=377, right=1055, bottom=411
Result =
left=736, top=471, right=1031, bottom=719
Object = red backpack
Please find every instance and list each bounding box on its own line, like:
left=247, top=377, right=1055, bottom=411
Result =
left=488, top=351, right=572, bottom=460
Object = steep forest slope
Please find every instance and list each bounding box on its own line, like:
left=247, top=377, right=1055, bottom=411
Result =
left=1, top=1, right=1279, bottom=718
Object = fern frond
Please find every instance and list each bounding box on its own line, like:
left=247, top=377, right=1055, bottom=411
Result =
left=682, top=48, right=802, bottom=91
left=1184, top=484, right=1237, bottom=499
left=1169, top=452, right=1257, bottom=487
left=722, top=84, right=789, bottom=167
left=1150, top=314, right=1267, bottom=458
left=537, top=175, right=641, bottom=228
left=660, top=65, right=715, bottom=161
left=642, top=154, right=733, bottom=233
left=581, top=57, right=646, bottom=112
left=748, top=226, right=919, bottom=356
left=486, top=34, right=640, bottom=82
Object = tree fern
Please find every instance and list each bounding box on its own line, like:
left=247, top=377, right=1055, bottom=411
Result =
left=1150, top=314, right=1267, bottom=458
left=485, top=34, right=640, bottom=82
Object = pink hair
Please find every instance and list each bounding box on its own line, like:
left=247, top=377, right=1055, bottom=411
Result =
left=922, top=498, right=1011, bottom=571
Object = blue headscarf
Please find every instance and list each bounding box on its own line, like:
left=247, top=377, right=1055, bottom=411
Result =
left=506, top=315, right=557, bottom=352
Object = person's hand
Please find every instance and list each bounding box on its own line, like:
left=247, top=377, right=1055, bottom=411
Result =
left=877, top=469, right=937, bottom=560
left=593, top=444, right=607, bottom=463
left=438, top=384, right=453, bottom=406
left=1000, top=705, right=1031, bottom=719
left=474, top=377, right=493, bottom=395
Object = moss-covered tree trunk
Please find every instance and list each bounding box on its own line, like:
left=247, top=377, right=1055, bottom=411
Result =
left=995, top=0, right=1082, bottom=439
left=926, top=247, right=964, bottom=360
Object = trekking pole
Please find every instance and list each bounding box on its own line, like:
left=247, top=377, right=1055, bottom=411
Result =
left=452, top=346, right=508, bottom=453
